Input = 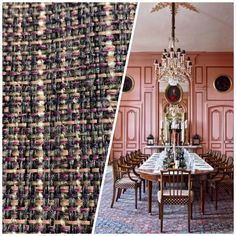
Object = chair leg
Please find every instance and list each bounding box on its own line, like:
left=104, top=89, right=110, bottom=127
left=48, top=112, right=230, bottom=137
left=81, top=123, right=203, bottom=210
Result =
left=188, top=203, right=191, bottom=233
left=158, top=202, right=161, bottom=219
left=116, top=188, right=121, bottom=202
left=206, top=181, right=208, bottom=193
left=210, top=186, right=213, bottom=201
left=119, top=188, right=122, bottom=198
left=191, top=203, right=193, bottom=219
left=215, top=187, right=218, bottom=210
left=111, top=186, right=117, bottom=208
left=160, top=204, right=163, bottom=233
left=135, top=187, right=138, bottom=209
left=143, top=180, right=146, bottom=193
left=139, top=185, right=141, bottom=200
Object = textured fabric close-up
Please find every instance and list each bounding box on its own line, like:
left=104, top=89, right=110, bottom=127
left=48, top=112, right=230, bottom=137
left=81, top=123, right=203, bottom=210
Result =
left=2, top=2, right=136, bottom=233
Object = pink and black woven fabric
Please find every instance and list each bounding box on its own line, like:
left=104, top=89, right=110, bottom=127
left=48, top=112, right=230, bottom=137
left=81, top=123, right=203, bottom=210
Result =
left=2, top=2, right=136, bottom=233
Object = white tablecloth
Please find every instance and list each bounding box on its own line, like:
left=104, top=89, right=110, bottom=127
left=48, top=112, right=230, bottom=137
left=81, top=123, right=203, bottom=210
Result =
left=139, top=151, right=213, bottom=174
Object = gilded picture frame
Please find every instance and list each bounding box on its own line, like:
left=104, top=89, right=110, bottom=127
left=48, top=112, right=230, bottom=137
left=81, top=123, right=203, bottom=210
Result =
left=164, top=84, right=183, bottom=105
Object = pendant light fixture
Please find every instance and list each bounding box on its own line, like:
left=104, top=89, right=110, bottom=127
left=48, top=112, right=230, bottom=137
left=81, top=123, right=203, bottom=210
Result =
left=153, top=3, right=198, bottom=86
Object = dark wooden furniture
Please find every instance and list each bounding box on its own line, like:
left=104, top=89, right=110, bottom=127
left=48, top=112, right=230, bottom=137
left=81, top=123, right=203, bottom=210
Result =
left=208, top=157, right=233, bottom=209
left=158, top=169, right=193, bottom=232
left=111, top=159, right=141, bottom=209
left=138, top=152, right=213, bottom=215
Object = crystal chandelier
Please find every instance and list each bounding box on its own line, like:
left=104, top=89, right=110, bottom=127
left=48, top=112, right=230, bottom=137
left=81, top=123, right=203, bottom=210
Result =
left=153, top=3, right=195, bottom=86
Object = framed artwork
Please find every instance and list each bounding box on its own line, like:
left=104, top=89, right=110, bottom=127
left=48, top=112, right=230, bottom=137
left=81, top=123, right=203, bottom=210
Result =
left=165, top=84, right=183, bottom=104
left=123, top=75, right=135, bottom=92
left=213, top=75, right=232, bottom=93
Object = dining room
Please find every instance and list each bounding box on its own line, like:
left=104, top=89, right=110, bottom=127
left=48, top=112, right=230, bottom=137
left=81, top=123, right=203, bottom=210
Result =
left=94, top=2, right=234, bottom=234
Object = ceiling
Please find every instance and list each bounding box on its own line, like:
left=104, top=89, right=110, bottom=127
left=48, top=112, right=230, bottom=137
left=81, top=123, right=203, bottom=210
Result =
left=131, top=2, right=234, bottom=52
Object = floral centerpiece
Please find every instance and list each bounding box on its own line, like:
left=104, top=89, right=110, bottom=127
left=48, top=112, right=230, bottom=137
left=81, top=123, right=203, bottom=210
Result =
left=163, top=147, right=187, bottom=169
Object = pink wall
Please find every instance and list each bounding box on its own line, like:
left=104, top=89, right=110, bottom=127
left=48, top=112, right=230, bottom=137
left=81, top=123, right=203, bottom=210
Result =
left=111, top=52, right=233, bottom=160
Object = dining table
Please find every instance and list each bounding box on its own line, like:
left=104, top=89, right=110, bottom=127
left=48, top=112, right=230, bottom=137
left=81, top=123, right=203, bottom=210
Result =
left=138, top=151, right=214, bottom=215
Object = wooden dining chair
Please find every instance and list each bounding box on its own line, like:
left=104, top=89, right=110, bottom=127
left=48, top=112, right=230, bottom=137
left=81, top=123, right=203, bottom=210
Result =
left=130, top=151, right=146, bottom=165
left=111, top=159, right=141, bottom=209
left=200, top=149, right=213, bottom=160
left=206, top=153, right=228, bottom=192
left=130, top=151, right=147, bottom=193
left=205, top=150, right=221, bottom=166
left=116, top=155, right=142, bottom=200
left=124, top=153, right=141, bottom=167
left=208, top=157, right=233, bottom=209
left=158, top=169, right=193, bottom=233
left=135, top=149, right=150, bottom=161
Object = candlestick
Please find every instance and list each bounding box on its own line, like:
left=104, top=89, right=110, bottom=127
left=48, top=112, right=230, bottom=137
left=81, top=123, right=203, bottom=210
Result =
left=173, top=143, right=176, bottom=160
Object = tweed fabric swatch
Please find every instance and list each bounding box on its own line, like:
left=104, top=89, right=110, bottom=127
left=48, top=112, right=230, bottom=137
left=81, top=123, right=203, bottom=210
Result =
left=2, top=2, right=136, bottom=233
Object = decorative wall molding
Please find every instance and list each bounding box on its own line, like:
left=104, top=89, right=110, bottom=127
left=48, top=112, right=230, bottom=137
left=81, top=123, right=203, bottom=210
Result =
left=143, top=91, right=153, bottom=144
left=195, top=66, right=204, bottom=85
left=122, top=66, right=142, bottom=101
left=111, top=52, right=233, bottom=158
left=195, top=91, right=204, bottom=139
left=114, top=110, right=123, bottom=141
left=144, top=66, right=153, bottom=85
left=206, top=66, right=233, bottom=101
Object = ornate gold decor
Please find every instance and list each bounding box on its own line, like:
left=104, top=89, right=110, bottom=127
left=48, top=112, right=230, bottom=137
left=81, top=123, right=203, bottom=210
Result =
left=167, top=104, right=184, bottom=120
left=161, top=104, right=189, bottom=145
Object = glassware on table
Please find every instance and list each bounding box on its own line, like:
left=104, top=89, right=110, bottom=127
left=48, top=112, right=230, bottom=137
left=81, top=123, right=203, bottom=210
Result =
left=174, top=160, right=180, bottom=169
left=186, top=153, right=195, bottom=170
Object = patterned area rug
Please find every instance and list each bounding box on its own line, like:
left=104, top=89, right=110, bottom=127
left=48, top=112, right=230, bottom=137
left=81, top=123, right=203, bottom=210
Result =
left=95, top=166, right=234, bottom=234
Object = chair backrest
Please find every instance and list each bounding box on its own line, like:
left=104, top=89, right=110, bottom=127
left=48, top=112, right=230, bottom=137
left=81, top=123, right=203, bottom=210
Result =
left=226, top=156, right=234, bottom=176
left=117, top=156, right=129, bottom=178
left=119, top=155, right=125, bottom=165
left=130, top=151, right=137, bottom=160
left=215, top=151, right=221, bottom=159
left=227, top=156, right=234, bottom=167
left=212, top=150, right=218, bottom=157
left=111, top=159, right=120, bottom=183
left=160, top=169, right=191, bottom=198
left=125, top=153, right=131, bottom=162
left=221, top=154, right=228, bottom=164
left=208, top=149, right=213, bottom=155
